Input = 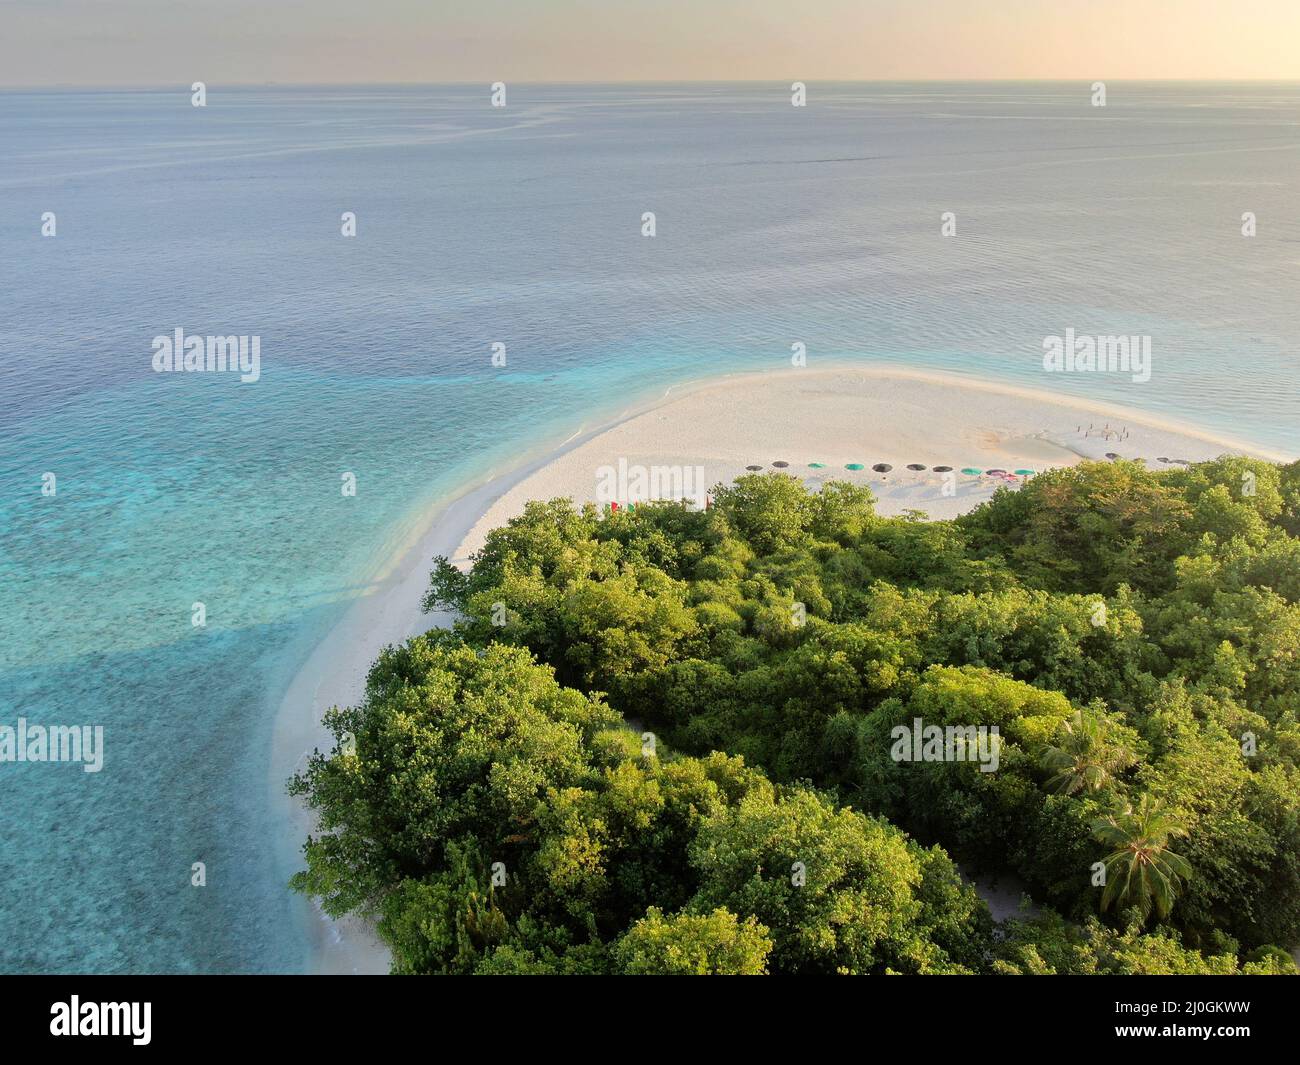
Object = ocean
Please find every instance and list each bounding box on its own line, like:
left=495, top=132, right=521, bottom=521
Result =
left=1, top=82, right=1297, bottom=972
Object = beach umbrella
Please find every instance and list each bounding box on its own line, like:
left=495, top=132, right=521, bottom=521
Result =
left=906, top=463, right=927, bottom=471
left=872, top=463, right=893, bottom=473
left=1173, top=458, right=1191, bottom=465
left=772, top=460, right=789, bottom=468
left=1105, top=452, right=1120, bottom=460
left=1013, top=468, right=1035, bottom=477
left=985, top=468, right=1007, bottom=476
left=808, top=462, right=826, bottom=469
left=745, top=464, right=763, bottom=472
left=1156, top=456, right=1170, bottom=463
left=845, top=463, right=865, bottom=471
left=933, top=465, right=953, bottom=473
left=961, top=467, right=982, bottom=476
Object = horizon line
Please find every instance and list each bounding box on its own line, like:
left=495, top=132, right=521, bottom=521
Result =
left=7, top=78, right=1300, bottom=95
left=6, top=77, right=1300, bottom=92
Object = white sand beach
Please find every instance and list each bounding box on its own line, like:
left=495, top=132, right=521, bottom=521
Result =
left=456, top=367, right=1289, bottom=560
left=272, top=366, right=1292, bottom=974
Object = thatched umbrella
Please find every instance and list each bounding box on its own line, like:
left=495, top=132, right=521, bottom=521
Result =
left=1104, top=452, right=1120, bottom=460
left=906, top=463, right=927, bottom=471
left=872, top=463, right=893, bottom=474
left=745, top=464, right=763, bottom=472
left=772, top=460, right=789, bottom=468
left=933, top=465, right=953, bottom=473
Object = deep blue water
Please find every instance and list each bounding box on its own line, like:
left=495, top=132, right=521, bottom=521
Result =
left=1, top=82, right=1298, bottom=972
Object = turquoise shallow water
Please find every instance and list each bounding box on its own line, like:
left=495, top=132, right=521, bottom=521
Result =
left=1, top=83, right=1298, bottom=972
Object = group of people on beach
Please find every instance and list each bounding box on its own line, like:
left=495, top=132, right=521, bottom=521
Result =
left=1079, top=422, right=1129, bottom=441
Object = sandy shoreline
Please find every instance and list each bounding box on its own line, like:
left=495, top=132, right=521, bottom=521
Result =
left=267, top=408, right=646, bottom=973
left=271, top=366, right=1292, bottom=974
left=457, top=366, right=1290, bottom=559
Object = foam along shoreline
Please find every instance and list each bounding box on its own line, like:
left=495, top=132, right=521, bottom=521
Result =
left=275, top=366, right=1291, bottom=974
left=268, top=409, right=641, bottom=974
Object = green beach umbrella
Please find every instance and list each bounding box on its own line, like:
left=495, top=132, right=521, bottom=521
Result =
left=961, top=467, right=982, bottom=476
left=845, top=463, right=865, bottom=471
left=808, top=462, right=826, bottom=469
left=1014, top=468, right=1035, bottom=476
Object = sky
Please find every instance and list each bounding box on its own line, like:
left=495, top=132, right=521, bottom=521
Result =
left=3, top=0, right=1299, bottom=86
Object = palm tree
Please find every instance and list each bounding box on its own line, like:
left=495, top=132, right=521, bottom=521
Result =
left=1040, top=709, right=1136, bottom=795
left=1091, top=794, right=1192, bottom=924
